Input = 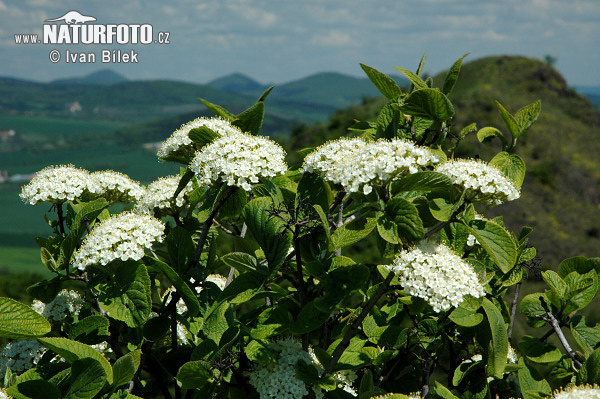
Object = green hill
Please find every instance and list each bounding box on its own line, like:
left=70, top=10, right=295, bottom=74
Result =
left=289, top=55, right=600, bottom=267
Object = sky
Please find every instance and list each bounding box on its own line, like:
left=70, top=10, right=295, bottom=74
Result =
left=0, top=0, right=599, bottom=87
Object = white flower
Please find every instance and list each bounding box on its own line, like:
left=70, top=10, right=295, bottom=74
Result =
left=73, top=212, right=164, bottom=270
left=553, top=385, right=600, bottom=398
left=248, top=337, right=324, bottom=399
left=32, top=290, right=84, bottom=323
left=302, top=138, right=438, bottom=194
left=435, top=159, right=520, bottom=205
left=87, top=170, right=145, bottom=203
left=91, top=341, right=113, bottom=355
left=20, top=165, right=90, bottom=205
left=0, top=340, right=47, bottom=375
left=134, top=175, right=195, bottom=215
left=190, top=132, right=287, bottom=191
left=158, top=117, right=243, bottom=160
left=0, top=388, right=11, bottom=399
left=386, top=240, right=485, bottom=312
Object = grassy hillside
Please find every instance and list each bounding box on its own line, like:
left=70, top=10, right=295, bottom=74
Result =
left=289, top=55, right=600, bottom=267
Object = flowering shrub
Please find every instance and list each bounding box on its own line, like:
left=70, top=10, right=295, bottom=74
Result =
left=0, top=54, right=598, bottom=399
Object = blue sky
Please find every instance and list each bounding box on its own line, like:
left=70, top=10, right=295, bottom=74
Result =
left=1, top=0, right=598, bottom=86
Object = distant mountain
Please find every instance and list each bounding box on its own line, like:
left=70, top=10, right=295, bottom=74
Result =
left=0, top=70, right=408, bottom=124
left=574, top=86, right=600, bottom=110
left=51, top=69, right=128, bottom=86
left=206, top=73, right=270, bottom=95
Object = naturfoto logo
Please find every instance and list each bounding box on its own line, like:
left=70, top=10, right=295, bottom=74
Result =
left=13, top=10, right=170, bottom=46
left=43, top=10, right=155, bottom=45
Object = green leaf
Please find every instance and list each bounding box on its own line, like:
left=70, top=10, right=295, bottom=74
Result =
left=517, top=357, right=552, bottom=399
left=331, top=212, right=377, bottom=249
left=571, top=315, right=600, bottom=355
left=199, top=98, right=235, bottom=120
left=0, top=297, right=51, bottom=339
left=542, top=270, right=568, bottom=304
left=482, top=298, right=508, bottom=378
left=394, top=67, right=428, bottom=90
left=376, top=197, right=424, bottom=244
left=429, top=197, right=459, bottom=222
left=390, top=171, right=452, bottom=194
left=449, top=306, right=483, bottom=327
left=147, top=258, right=200, bottom=317
left=376, top=100, right=400, bottom=140
left=40, top=247, right=57, bottom=272
left=442, top=53, right=469, bottom=95
left=166, top=226, right=195, bottom=273
left=490, top=151, right=526, bottom=188
left=202, top=301, right=231, bottom=343
left=219, top=271, right=264, bottom=304
left=519, top=293, right=548, bottom=318
left=452, top=358, right=482, bottom=387
left=360, top=63, right=403, bottom=100
left=292, top=301, right=330, bottom=334
left=98, top=261, right=151, bottom=328
left=477, top=127, right=508, bottom=147
left=398, top=88, right=454, bottom=121
left=188, top=126, right=221, bottom=150
left=63, top=358, right=107, bottom=399
left=563, top=269, right=598, bottom=313
left=466, top=219, right=517, bottom=273
left=177, top=361, right=213, bottom=389
left=433, top=381, right=460, bottom=399
left=459, top=122, right=477, bottom=138
left=6, top=379, right=61, bottom=399
left=296, top=172, right=332, bottom=215
left=112, top=350, right=141, bottom=389
left=68, top=316, right=110, bottom=344
left=37, top=337, right=113, bottom=384
left=580, top=347, right=600, bottom=384
left=558, top=256, right=600, bottom=278
left=514, top=100, right=542, bottom=136
left=519, top=336, right=562, bottom=363
left=221, top=252, right=258, bottom=273
left=233, top=102, right=265, bottom=135
left=242, top=197, right=292, bottom=272
left=496, top=101, right=521, bottom=139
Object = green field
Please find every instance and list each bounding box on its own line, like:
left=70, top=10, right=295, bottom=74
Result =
left=0, top=115, right=181, bottom=273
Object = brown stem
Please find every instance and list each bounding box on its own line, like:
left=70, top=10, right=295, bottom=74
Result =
left=294, top=224, right=309, bottom=350
left=507, top=282, right=521, bottom=342
left=188, top=186, right=237, bottom=271
left=126, top=341, right=155, bottom=394
left=57, top=202, right=65, bottom=234
left=329, top=190, right=346, bottom=213
left=421, top=354, right=433, bottom=398
left=324, top=271, right=395, bottom=375
left=539, top=297, right=583, bottom=368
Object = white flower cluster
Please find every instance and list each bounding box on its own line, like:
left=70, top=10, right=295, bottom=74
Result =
left=0, top=388, right=11, bottom=399
left=87, top=170, right=145, bottom=203
left=158, top=117, right=243, bottom=159
left=386, top=240, right=485, bottom=312
left=553, top=385, right=600, bottom=399
left=73, top=212, right=164, bottom=270
left=32, top=290, right=84, bottom=323
left=20, top=165, right=89, bottom=205
left=302, top=138, right=438, bottom=195
left=248, top=338, right=324, bottom=399
left=135, top=175, right=195, bottom=215
left=190, top=132, right=287, bottom=191
left=371, top=394, right=422, bottom=399
left=435, top=159, right=520, bottom=205
left=20, top=165, right=145, bottom=205
left=0, top=340, right=47, bottom=375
